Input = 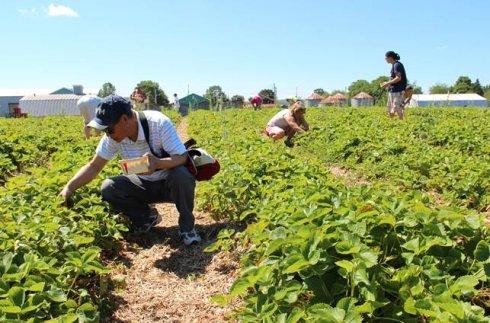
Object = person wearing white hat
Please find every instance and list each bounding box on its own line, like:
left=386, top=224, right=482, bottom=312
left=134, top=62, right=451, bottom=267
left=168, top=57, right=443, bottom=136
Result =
left=77, top=95, right=102, bottom=138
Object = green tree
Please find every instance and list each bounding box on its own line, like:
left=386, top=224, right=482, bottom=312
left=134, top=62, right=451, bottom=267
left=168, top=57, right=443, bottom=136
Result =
left=259, top=89, right=275, bottom=104
left=230, top=95, right=245, bottom=108
left=484, top=89, right=490, bottom=105
left=314, top=88, right=327, bottom=96
left=411, top=84, right=423, bottom=94
left=136, top=80, right=169, bottom=107
left=348, top=80, right=371, bottom=98
left=204, top=85, right=227, bottom=109
left=98, top=82, right=116, bottom=98
left=452, top=76, right=473, bottom=93
left=429, top=83, right=451, bottom=94
left=369, top=76, right=390, bottom=104
left=472, top=78, right=484, bottom=96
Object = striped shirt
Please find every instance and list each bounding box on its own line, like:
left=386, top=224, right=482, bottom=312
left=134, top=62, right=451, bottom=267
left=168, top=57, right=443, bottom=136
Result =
left=95, top=110, right=186, bottom=181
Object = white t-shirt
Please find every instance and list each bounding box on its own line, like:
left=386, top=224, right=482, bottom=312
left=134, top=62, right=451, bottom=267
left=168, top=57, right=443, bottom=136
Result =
left=95, top=110, right=186, bottom=181
left=77, top=95, right=102, bottom=123
left=267, top=109, right=291, bottom=128
left=174, top=96, right=180, bottom=109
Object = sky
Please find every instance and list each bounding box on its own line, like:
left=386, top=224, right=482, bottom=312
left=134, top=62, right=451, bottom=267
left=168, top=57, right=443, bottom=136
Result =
left=1, top=0, right=489, bottom=98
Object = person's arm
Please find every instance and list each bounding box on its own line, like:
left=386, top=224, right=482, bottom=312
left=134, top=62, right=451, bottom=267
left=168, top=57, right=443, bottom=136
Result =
left=144, top=152, right=187, bottom=173
left=285, top=113, right=304, bottom=133
left=59, top=155, right=108, bottom=203
left=297, top=115, right=310, bottom=131
left=381, top=75, right=401, bottom=88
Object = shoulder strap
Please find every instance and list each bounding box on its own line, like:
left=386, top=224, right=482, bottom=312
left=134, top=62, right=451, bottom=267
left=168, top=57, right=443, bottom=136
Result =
left=138, top=111, right=169, bottom=158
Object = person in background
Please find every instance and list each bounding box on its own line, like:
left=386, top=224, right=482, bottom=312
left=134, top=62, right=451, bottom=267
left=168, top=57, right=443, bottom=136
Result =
left=251, top=94, right=263, bottom=110
left=77, top=95, right=102, bottom=139
left=173, top=93, right=181, bottom=112
left=265, top=100, right=309, bottom=147
left=402, top=85, right=414, bottom=108
left=380, top=51, right=408, bottom=119
left=60, top=95, right=201, bottom=245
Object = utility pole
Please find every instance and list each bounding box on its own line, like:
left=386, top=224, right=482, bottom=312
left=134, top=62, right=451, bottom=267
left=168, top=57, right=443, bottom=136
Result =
left=187, top=84, right=190, bottom=95
left=273, top=83, right=277, bottom=103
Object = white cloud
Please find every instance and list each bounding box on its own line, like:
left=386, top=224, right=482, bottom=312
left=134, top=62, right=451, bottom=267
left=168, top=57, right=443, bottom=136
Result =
left=18, top=8, right=37, bottom=15
left=46, top=4, right=78, bottom=17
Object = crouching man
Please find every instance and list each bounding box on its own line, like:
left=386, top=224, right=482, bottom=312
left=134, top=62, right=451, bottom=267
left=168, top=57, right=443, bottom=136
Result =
left=59, top=95, right=201, bottom=245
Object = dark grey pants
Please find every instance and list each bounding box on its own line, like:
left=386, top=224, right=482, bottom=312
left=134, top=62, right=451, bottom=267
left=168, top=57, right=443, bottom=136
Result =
left=101, top=165, right=196, bottom=232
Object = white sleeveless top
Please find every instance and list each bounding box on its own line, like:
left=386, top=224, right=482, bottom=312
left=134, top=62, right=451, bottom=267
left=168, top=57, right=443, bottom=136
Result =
left=267, top=109, right=291, bottom=128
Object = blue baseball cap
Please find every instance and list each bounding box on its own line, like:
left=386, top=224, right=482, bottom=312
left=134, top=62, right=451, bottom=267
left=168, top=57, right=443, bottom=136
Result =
left=87, top=95, right=132, bottom=130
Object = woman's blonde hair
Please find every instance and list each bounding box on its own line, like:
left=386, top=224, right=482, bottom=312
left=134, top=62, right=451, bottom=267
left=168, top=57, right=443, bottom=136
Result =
left=289, top=100, right=305, bottom=116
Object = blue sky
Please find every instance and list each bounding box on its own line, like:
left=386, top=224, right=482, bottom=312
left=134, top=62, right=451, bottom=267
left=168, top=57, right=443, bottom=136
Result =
left=1, top=0, right=489, bottom=98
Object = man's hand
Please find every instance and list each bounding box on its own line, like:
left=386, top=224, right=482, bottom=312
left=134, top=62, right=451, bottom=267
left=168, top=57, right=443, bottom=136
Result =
left=143, top=152, right=159, bottom=174
left=59, top=186, right=74, bottom=208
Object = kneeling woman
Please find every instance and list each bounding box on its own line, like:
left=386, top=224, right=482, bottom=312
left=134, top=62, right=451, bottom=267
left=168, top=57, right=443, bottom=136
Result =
left=265, top=100, right=309, bottom=146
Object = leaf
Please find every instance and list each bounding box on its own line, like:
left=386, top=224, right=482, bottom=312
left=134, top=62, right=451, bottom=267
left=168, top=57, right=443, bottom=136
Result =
left=474, top=240, right=490, bottom=262
left=8, top=286, right=25, bottom=307
left=76, top=302, right=98, bottom=322
left=335, top=241, right=361, bottom=255
left=73, top=235, right=95, bottom=246
left=335, top=260, right=354, bottom=272
left=307, top=303, right=345, bottom=322
left=450, top=275, right=479, bottom=296
left=283, top=255, right=310, bottom=274
left=404, top=297, right=416, bottom=315
left=47, top=287, right=67, bottom=302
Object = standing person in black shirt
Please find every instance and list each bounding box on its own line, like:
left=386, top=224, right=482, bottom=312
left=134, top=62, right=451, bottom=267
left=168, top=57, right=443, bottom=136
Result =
left=381, top=51, right=408, bottom=119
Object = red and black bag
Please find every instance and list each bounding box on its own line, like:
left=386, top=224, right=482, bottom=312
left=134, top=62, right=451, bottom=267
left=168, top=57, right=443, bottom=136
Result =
left=139, top=111, right=220, bottom=181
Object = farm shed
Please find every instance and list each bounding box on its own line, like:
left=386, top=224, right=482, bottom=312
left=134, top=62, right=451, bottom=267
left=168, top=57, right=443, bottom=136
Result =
left=0, top=89, right=51, bottom=117
left=351, top=92, right=374, bottom=107
left=20, top=94, right=82, bottom=116
left=178, top=94, right=209, bottom=115
left=306, top=93, right=324, bottom=107
left=320, top=93, right=348, bottom=106
left=409, top=93, right=488, bottom=107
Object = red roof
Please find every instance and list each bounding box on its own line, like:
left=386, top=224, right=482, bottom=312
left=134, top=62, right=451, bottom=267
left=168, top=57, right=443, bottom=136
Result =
left=308, top=93, right=324, bottom=100
left=353, top=92, right=373, bottom=99
left=332, top=93, right=347, bottom=100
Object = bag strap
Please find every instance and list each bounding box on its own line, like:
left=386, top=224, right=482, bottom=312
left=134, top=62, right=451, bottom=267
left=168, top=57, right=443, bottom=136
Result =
left=138, top=111, right=169, bottom=158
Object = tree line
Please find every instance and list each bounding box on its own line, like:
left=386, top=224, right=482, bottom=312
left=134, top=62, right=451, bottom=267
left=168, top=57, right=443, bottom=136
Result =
left=97, top=75, right=490, bottom=109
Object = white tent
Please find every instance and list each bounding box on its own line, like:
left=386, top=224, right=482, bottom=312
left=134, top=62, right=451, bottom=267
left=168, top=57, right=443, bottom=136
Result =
left=19, top=94, right=83, bottom=116
left=409, top=93, right=488, bottom=107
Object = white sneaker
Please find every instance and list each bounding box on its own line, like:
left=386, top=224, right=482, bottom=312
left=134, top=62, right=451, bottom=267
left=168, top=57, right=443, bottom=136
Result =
left=179, top=228, right=202, bottom=245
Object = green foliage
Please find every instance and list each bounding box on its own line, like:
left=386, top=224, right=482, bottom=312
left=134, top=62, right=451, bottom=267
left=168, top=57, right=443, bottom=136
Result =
left=430, top=83, right=451, bottom=94
left=136, top=80, right=169, bottom=107
left=314, top=88, right=327, bottom=96
left=259, top=89, right=275, bottom=104
left=188, top=108, right=490, bottom=322
left=370, top=76, right=390, bottom=105
left=348, top=80, right=371, bottom=98
left=97, top=82, right=116, bottom=98
left=204, top=85, right=228, bottom=109
left=453, top=76, right=474, bottom=94
left=0, top=117, right=124, bottom=321
left=230, top=95, right=245, bottom=108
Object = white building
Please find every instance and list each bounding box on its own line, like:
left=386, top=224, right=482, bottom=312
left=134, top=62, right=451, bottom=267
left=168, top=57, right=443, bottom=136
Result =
left=20, top=94, right=83, bottom=116
left=409, top=93, right=488, bottom=107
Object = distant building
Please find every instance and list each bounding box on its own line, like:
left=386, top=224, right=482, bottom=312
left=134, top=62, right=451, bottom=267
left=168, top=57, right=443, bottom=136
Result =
left=306, top=93, right=324, bottom=107
left=20, top=94, right=82, bottom=116
left=0, top=89, right=51, bottom=117
left=408, top=93, right=488, bottom=107
left=178, top=93, right=209, bottom=115
left=321, top=93, right=348, bottom=106
left=351, top=92, right=374, bottom=107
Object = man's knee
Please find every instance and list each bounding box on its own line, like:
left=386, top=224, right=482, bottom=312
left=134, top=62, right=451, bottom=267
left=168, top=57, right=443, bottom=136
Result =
left=101, top=178, right=116, bottom=201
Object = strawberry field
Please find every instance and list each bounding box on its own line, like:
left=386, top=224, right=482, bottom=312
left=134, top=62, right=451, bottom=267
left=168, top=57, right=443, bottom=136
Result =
left=189, top=107, right=490, bottom=322
left=0, top=107, right=489, bottom=322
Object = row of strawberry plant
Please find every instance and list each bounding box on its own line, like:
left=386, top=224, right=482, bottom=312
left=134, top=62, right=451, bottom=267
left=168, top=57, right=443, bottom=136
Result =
left=188, top=109, right=489, bottom=322
left=0, top=117, right=85, bottom=182
left=0, top=121, right=126, bottom=321
left=294, top=107, right=489, bottom=209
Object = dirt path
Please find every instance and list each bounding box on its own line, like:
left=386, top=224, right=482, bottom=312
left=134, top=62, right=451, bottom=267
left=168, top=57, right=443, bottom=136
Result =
left=105, top=117, right=239, bottom=322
